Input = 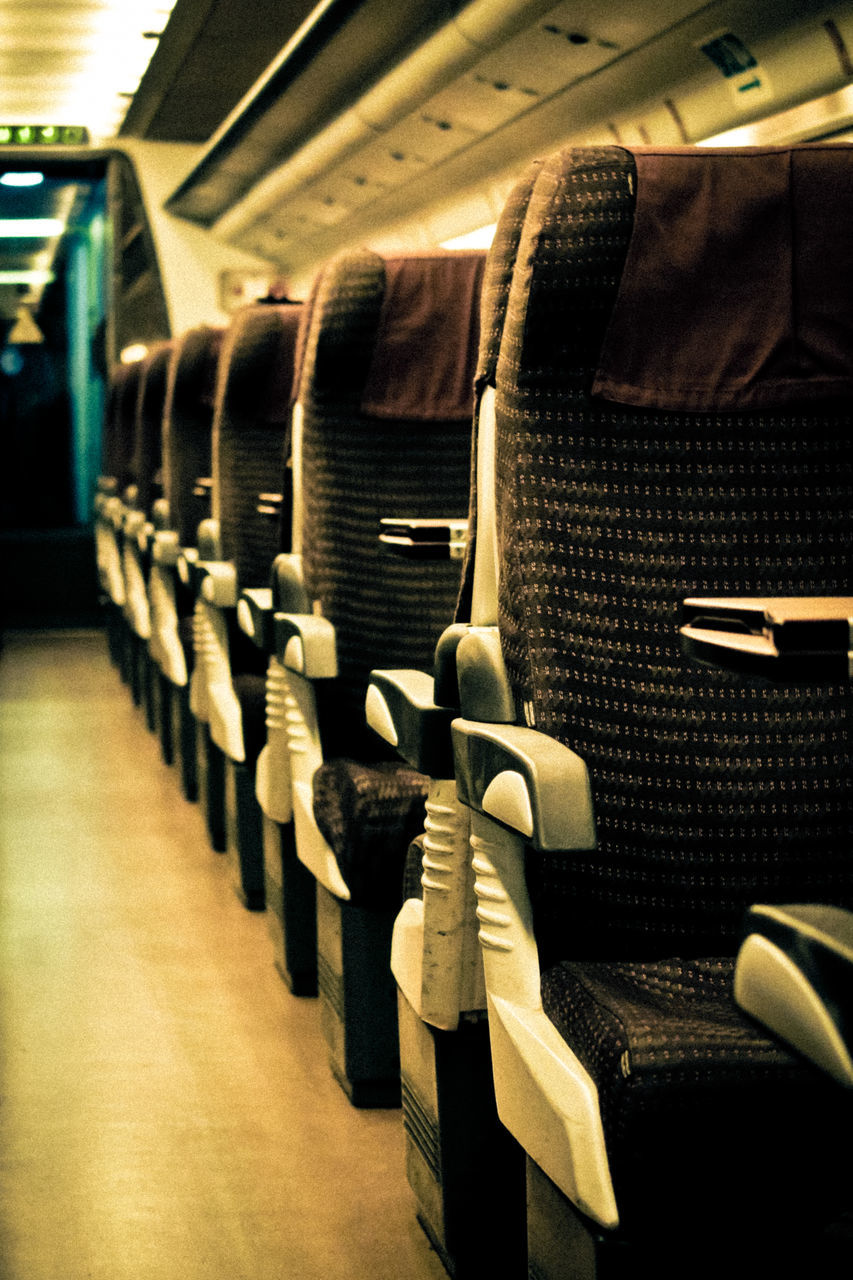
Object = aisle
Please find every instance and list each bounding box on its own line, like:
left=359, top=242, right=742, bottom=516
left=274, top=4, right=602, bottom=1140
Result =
left=0, top=629, right=447, bottom=1280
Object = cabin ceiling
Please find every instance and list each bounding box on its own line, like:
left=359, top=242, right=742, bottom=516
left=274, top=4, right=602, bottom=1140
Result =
left=160, top=0, right=853, bottom=281
left=1, top=0, right=853, bottom=314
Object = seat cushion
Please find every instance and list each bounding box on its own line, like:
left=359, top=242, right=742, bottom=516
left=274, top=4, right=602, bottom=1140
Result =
left=312, top=758, right=429, bottom=910
left=541, top=956, right=853, bottom=1239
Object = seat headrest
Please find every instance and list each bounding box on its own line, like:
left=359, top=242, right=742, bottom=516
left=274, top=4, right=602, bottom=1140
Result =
left=254, top=304, right=302, bottom=424
left=361, top=251, right=486, bottom=420
left=591, top=145, right=853, bottom=412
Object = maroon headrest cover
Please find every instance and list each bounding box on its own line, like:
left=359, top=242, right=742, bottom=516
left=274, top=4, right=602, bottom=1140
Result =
left=361, top=251, right=486, bottom=420
left=592, top=145, right=853, bottom=411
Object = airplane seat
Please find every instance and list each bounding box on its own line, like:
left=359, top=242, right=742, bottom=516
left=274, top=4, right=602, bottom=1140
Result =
left=240, top=279, right=322, bottom=993
left=193, top=300, right=302, bottom=895
left=274, top=247, right=484, bottom=1106
left=122, top=341, right=171, bottom=731
left=365, top=167, right=541, bottom=1275
left=150, top=323, right=224, bottom=799
left=96, top=358, right=142, bottom=678
left=451, top=143, right=853, bottom=1278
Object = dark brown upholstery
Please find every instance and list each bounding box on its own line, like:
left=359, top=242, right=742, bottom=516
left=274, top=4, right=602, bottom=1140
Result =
left=301, top=248, right=482, bottom=905
left=103, top=359, right=143, bottom=494
left=213, top=302, right=302, bottom=588
left=131, top=343, right=171, bottom=514
left=162, top=324, right=223, bottom=548
left=493, top=144, right=853, bottom=1242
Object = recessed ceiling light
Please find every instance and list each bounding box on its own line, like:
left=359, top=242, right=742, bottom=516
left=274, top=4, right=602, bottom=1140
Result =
left=1, top=172, right=45, bottom=188
left=0, top=218, right=66, bottom=238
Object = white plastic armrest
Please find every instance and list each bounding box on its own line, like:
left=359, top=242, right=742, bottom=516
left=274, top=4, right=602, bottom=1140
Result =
left=275, top=613, right=338, bottom=679
left=177, top=546, right=198, bottom=587
left=471, top=809, right=618, bottom=1230
left=735, top=903, right=853, bottom=1088
left=282, top=669, right=350, bottom=899
left=255, top=657, right=293, bottom=824
left=124, top=509, right=145, bottom=537
left=452, top=719, right=597, bottom=852
left=152, top=530, right=180, bottom=566
left=200, top=562, right=238, bottom=608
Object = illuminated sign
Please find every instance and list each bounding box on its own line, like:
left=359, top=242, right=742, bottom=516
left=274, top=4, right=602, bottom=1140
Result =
left=0, top=125, right=89, bottom=146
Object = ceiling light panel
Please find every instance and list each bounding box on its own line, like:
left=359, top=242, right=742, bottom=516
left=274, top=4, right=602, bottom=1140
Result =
left=0, top=1, right=177, bottom=141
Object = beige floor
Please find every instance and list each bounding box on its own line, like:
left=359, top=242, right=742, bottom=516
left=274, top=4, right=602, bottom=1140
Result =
left=0, top=629, right=448, bottom=1280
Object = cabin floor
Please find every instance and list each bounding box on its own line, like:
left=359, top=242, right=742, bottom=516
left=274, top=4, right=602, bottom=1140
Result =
left=0, top=628, right=448, bottom=1280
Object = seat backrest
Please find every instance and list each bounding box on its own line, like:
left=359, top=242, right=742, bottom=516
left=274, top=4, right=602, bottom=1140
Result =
left=212, top=302, right=302, bottom=586
left=298, top=248, right=485, bottom=759
left=131, top=343, right=171, bottom=516
left=162, top=324, right=224, bottom=548
left=490, top=144, right=853, bottom=963
left=102, top=359, right=143, bottom=496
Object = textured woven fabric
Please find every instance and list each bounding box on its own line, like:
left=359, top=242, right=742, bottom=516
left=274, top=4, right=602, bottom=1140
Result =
left=103, top=361, right=140, bottom=488
left=213, top=303, right=301, bottom=585
left=496, top=145, right=853, bottom=961
left=162, top=325, right=223, bottom=548
left=299, top=248, right=476, bottom=761
left=312, top=759, right=429, bottom=909
left=541, top=957, right=853, bottom=1237
left=132, top=343, right=170, bottom=514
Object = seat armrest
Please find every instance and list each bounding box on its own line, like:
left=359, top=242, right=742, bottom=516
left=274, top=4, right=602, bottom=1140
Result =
left=123, top=509, right=145, bottom=538
left=152, top=530, right=180, bottom=567
left=274, top=613, right=337, bottom=678
left=238, top=588, right=275, bottom=652
left=680, top=596, right=853, bottom=681
left=366, top=669, right=456, bottom=776
left=452, top=720, right=596, bottom=851
left=136, top=521, right=155, bottom=555
left=735, top=903, right=853, bottom=1087
left=271, top=553, right=310, bottom=612
left=379, top=517, right=468, bottom=560
left=177, top=546, right=199, bottom=589
left=199, top=561, right=238, bottom=607
left=105, top=495, right=125, bottom=530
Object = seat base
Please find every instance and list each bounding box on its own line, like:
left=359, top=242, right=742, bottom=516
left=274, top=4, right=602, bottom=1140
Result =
left=170, top=681, right=197, bottom=802
left=398, top=994, right=526, bottom=1279
left=104, top=599, right=126, bottom=674
left=316, top=885, right=400, bottom=1108
left=263, top=815, right=317, bottom=996
left=196, top=722, right=226, bottom=851
left=156, top=671, right=174, bottom=766
left=526, top=1158, right=851, bottom=1280
left=224, top=758, right=265, bottom=911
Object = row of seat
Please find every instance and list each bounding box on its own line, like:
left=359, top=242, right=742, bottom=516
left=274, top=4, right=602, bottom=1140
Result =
left=94, top=142, right=853, bottom=1279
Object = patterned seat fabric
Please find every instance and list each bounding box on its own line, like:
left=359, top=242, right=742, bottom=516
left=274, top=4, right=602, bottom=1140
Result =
left=214, top=302, right=301, bottom=592
left=132, top=343, right=171, bottom=516
left=304, top=248, right=484, bottom=907
left=163, top=324, right=223, bottom=550
left=156, top=324, right=224, bottom=670
left=496, top=145, right=853, bottom=1235
left=209, top=302, right=302, bottom=761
